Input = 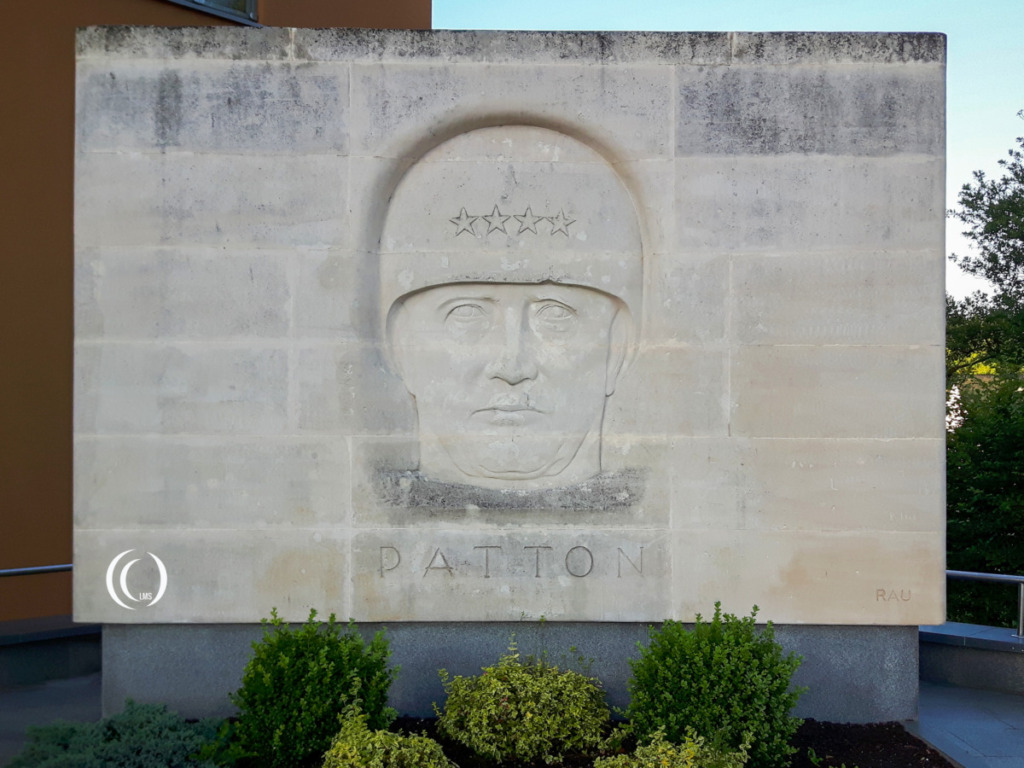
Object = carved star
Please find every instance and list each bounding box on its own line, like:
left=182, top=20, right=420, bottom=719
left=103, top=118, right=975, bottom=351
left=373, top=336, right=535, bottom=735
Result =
left=450, top=208, right=478, bottom=236
left=513, top=206, right=543, bottom=234
left=548, top=209, right=575, bottom=237
left=482, top=205, right=510, bottom=234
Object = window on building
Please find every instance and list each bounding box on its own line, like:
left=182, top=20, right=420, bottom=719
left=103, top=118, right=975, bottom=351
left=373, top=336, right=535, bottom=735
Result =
left=162, top=0, right=259, bottom=26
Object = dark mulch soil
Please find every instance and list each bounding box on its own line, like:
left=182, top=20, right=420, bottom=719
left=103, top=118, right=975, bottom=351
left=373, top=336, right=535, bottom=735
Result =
left=790, top=720, right=955, bottom=768
left=393, top=717, right=957, bottom=768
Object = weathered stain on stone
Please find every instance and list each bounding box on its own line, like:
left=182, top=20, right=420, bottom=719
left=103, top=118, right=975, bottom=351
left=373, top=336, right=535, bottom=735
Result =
left=78, top=27, right=943, bottom=66
left=676, top=65, right=944, bottom=156
left=154, top=71, right=182, bottom=147
left=294, top=28, right=732, bottom=65
left=374, top=468, right=646, bottom=511
left=76, top=25, right=291, bottom=60
left=731, top=31, right=946, bottom=65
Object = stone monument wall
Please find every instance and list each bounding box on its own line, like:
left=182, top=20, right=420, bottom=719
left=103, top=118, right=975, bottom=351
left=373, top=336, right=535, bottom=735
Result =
left=74, top=27, right=946, bottom=719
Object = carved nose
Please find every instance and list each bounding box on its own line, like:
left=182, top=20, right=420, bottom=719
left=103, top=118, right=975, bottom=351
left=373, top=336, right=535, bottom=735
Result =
left=488, top=352, right=538, bottom=385
left=485, top=308, right=538, bottom=385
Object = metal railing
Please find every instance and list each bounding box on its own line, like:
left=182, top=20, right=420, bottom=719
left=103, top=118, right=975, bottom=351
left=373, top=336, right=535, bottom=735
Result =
left=0, top=564, right=72, bottom=578
left=947, top=569, right=1024, bottom=638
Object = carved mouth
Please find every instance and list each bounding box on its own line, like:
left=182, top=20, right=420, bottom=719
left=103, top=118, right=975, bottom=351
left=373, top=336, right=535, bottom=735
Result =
left=474, top=397, right=542, bottom=415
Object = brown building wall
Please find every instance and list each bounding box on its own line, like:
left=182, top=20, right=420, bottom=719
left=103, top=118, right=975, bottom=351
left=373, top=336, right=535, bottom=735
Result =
left=0, top=0, right=430, bottom=623
left=262, top=0, right=430, bottom=28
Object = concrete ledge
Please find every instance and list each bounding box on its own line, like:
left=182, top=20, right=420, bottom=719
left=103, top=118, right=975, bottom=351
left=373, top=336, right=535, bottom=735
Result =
left=920, top=621, right=1024, bottom=653
left=102, top=623, right=917, bottom=723
left=76, top=27, right=947, bottom=65
left=920, top=622, right=1024, bottom=695
left=0, top=615, right=101, bottom=689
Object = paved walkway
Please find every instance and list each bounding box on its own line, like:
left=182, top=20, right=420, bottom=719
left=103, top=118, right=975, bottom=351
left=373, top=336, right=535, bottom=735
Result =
left=907, top=681, right=1024, bottom=768
left=0, top=673, right=101, bottom=767
left=1, top=675, right=1023, bottom=767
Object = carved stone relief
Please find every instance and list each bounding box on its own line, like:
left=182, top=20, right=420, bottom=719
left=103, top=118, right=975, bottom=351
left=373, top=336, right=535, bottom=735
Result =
left=376, top=126, right=645, bottom=501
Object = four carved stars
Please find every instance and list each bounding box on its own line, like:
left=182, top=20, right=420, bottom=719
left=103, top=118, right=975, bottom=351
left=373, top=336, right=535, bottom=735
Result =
left=450, top=206, right=575, bottom=237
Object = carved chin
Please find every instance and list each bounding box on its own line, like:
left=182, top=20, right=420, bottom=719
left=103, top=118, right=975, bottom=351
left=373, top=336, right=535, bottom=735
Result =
left=444, top=435, right=587, bottom=482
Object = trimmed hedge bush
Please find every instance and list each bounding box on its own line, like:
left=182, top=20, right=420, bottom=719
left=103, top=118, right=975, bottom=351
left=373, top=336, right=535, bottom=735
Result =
left=626, top=604, right=804, bottom=768
left=437, top=644, right=610, bottom=765
left=595, top=729, right=748, bottom=768
left=322, top=708, right=454, bottom=768
left=231, top=609, right=396, bottom=768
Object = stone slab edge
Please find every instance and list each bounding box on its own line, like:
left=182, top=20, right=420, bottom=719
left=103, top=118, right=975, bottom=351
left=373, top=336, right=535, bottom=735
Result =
left=921, top=622, right=1024, bottom=654
left=76, top=27, right=946, bottom=66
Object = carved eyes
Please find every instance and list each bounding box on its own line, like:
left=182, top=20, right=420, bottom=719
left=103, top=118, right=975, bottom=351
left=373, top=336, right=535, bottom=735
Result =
left=447, top=304, right=488, bottom=323
left=443, top=303, right=490, bottom=338
left=442, top=300, right=577, bottom=336
left=533, top=302, right=576, bottom=331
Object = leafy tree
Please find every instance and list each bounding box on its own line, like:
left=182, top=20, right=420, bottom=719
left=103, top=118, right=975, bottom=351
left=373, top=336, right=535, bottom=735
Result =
left=946, top=111, right=1024, bottom=626
left=946, top=378, right=1024, bottom=625
left=949, top=113, right=1024, bottom=309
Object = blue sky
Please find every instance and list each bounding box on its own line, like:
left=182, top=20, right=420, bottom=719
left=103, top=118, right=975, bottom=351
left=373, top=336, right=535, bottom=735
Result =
left=434, top=0, right=1024, bottom=298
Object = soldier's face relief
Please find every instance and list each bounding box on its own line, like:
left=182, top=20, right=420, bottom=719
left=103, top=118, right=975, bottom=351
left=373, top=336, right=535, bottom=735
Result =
left=389, top=282, right=629, bottom=489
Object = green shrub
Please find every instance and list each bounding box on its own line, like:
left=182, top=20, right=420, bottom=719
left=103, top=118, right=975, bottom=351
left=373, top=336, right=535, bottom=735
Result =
left=190, top=720, right=249, bottom=767
left=436, top=643, right=610, bottom=765
left=626, top=604, right=804, bottom=768
left=594, top=729, right=747, bottom=768
left=231, top=608, right=397, bottom=768
left=8, top=700, right=220, bottom=768
left=322, top=708, right=454, bottom=768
